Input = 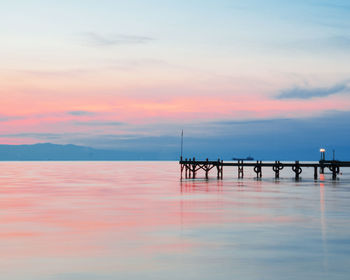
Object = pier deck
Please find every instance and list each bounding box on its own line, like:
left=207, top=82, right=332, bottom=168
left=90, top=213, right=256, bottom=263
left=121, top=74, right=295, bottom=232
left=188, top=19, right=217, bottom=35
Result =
left=179, top=158, right=350, bottom=180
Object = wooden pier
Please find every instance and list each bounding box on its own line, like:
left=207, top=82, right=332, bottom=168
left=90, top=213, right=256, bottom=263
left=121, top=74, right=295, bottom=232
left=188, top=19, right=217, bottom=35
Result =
left=179, top=157, right=350, bottom=180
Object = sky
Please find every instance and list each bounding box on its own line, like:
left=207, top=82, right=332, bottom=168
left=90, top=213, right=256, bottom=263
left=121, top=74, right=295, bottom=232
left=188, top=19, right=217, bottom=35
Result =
left=0, top=0, right=349, bottom=159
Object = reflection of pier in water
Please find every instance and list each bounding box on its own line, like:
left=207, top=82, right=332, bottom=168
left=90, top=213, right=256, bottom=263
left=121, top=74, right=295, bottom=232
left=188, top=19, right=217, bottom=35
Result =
left=179, top=157, right=350, bottom=180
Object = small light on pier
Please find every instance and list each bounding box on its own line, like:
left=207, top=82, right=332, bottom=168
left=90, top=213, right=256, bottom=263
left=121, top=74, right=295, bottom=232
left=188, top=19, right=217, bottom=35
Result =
left=320, top=148, right=326, bottom=161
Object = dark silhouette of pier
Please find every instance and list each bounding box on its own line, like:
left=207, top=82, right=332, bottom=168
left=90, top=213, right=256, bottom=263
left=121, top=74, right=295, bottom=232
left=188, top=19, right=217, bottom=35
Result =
left=179, top=157, right=350, bottom=180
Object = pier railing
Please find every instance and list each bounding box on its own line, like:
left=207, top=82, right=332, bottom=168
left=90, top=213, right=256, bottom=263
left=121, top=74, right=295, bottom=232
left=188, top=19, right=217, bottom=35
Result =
left=179, top=157, right=350, bottom=180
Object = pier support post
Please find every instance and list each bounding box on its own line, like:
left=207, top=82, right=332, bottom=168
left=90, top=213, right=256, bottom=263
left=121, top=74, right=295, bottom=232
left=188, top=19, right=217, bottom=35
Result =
left=332, top=165, right=337, bottom=180
left=192, top=157, right=196, bottom=179
left=216, top=158, right=223, bottom=180
left=205, top=158, right=209, bottom=179
left=221, top=160, right=223, bottom=179
left=292, top=161, right=302, bottom=180
left=314, top=166, right=318, bottom=180
left=320, top=162, right=325, bottom=174
left=217, top=158, right=220, bottom=179
left=254, top=161, right=262, bottom=178
left=329, top=164, right=339, bottom=180
left=238, top=160, right=244, bottom=178
left=272, top=161, right=284, bottom=179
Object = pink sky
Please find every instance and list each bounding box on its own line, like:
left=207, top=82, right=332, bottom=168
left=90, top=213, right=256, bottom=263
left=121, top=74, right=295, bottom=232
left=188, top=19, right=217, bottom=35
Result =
left=1, top=1, right=350, bottom=146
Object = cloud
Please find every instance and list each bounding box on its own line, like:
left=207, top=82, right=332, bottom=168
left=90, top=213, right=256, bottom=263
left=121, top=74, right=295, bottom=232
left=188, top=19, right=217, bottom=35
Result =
left=0, top=133, right=63, bottom=140
left=313, top=2, right=350, bottom=11
left=272, top=35, right=350, bottom=53
left=17, top=69, right=89, bottom=78
left=0, top=115, right=24, bottom=122
left=51, top=272, right=114, bottom=280
left=74, top=121, right=124, bottom=126
left=82, top=32, right=154, bottom=46
left=211, top=118, right=291, bottom=126
left=0, top=116, right=12, bottom=122
left=276, top=82, right=349, bottom=99
left=303, top=36, right=350, bottom=50
left=106, top=58, right=169, bottom=71
left=68, top=111, right=96, bottom=116
left=326, top=36, right=350, bottom=48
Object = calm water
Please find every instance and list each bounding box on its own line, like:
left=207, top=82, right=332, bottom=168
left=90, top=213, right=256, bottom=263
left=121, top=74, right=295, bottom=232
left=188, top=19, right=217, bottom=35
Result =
left=0, top=161, right=350, bottom=280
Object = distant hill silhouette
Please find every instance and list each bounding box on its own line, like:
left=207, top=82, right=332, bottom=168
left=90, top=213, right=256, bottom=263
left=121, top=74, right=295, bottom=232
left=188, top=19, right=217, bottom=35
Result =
left=0, top=143, right=138, bottom=161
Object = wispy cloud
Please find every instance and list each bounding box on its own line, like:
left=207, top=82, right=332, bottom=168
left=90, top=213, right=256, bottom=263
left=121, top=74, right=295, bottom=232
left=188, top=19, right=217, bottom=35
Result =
left=82, top=32, right=155, bottom=47
left=0, top=115, right=24, bottom=122
left=68, top=111, right=96, bottom=116
left=0, top=133, right=63, bottom=140
left=299, top=36, right=350, bottom=50
left=74, top=121, right=125, bottom=126
left=272, top=35, right=350, bottom=53
left=276, top=82, right=349, bottom=99
left=106, top=58, right=169, bottom=71
left=312, top=1, right=350, bottom=11
left=324, top=35, right=350, bottom=48
left=211, top=118, right=292, bottom=126
left=0, top=116, right=12, bottom=122
left=16, top=69, right=89, bottom=78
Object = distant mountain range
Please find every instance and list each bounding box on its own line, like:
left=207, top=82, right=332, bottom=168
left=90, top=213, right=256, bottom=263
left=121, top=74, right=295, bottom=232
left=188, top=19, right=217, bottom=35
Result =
left=0, top=143, right=153, bottom=161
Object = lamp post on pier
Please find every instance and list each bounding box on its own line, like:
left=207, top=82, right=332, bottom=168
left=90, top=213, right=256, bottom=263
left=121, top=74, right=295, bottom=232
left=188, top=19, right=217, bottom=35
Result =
left=320, top=148, right=326, bottom=161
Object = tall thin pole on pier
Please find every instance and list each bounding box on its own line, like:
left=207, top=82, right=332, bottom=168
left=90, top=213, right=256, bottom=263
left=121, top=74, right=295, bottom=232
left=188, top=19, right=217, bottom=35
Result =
left=180, top=130, right=184, bottom=160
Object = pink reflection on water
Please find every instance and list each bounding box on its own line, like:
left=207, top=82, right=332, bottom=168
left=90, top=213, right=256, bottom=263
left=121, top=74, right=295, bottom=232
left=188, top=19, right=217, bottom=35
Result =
left=0, top=162, right=310, bottom=278
left=0, top=163, right=221, bottom=255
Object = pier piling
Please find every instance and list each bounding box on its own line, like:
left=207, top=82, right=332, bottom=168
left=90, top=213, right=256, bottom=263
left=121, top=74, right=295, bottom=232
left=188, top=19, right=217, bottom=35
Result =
left=238, top=160, right=244, bottom=178
left=292, top=161, right=302, bottom=180
left=314, top=166, right=318, bottom=180
left=254, top=161, right=262, bottom=178
left=272, top=161, right=284, bottom=179
left=320, top=162, right=325, bottom=174
left=216, top=158, right=223, bottom=179
left=205, top=158, right=209, bottom=179
left=192, top=157, right=196, bottom=179
left=329, top=164, right=340, bottom=180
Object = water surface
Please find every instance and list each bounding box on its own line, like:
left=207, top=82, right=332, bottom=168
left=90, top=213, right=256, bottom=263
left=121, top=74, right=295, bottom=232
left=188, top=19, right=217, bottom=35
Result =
left=0, top=161, right=349, bottom=280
